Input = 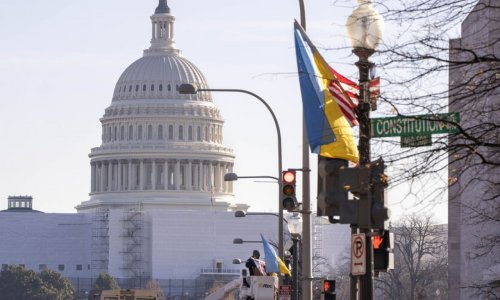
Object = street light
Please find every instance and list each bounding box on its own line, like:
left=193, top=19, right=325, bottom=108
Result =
left=179, top=83, right=285, bottom=261
left=345, top=1, right=384, bottom=299
left=224, top=173, right=279, bottom=182
left=287, top=213, right=302, bottom=300
left=234, top=210, right=287, bottom=224
left=233, top=237, right=279, bottom=250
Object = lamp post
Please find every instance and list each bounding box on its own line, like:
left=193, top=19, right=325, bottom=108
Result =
left=178, top=84, right=285, bottom=262
left=287, top=213, right=302, bottom=300
left=346, top=1, right=384, bottom=299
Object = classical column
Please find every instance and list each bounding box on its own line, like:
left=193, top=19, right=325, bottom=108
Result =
left=193, top=161, right=199, bottom=190
left=175, top=160, right=181, bottom=190
left=107, top=161, right=112, bottom=191
left=90, top=163, right=96, bottom=193
left=117, top=161, right=122, bottom=191
left=100, top=162, right=106, bottom=192
left=127, top=159, right=134, bottom=191
left=139, top=160, right=144, bottom=190
left=152, top=160, right=157, bottom=190
left=202, top=162, right=207, bottom=191
left=187, top=160, right=192, bottom=190
left=167, top=159, right=168, bottom=190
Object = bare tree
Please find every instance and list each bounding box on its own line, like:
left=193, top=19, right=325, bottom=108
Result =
left=375, top=214, right=447, bottom=299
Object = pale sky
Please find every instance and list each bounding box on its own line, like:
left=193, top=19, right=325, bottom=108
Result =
left=0, top=0, right=448, bottom=223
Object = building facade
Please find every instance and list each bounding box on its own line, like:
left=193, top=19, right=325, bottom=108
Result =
left=448, top=0, right=500, bottom=298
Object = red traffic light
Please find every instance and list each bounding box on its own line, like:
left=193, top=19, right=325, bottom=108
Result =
left=282, top=170, right=296, bottom=183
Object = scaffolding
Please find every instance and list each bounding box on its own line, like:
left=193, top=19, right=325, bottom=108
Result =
left=121, top=206, right=146, bottom=283
left=91, top=208, right=110, bottom=276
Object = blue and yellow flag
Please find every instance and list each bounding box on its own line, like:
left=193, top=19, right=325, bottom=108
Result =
left=260, top=234, right=291, bottom=276
left=294, top=20, right=359, bottom=163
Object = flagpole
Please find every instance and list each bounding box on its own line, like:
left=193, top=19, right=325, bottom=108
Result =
left=298, top=2, right=313, bottom=300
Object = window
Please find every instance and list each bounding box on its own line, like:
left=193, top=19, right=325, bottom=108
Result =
left=114, top=126, right=117, bottom=141
left=168, top=125, right=174, bottom=140
left=168, top=84, right=171, bottom=91
left=143, top=84, right=146, bottom=91
left=147, top=125, right=153, bottom=140
left=58, top=264, right=65, bottom=271
left=39, top=264, right=47, bottom=271
left=76, top=264, right=82, bottom=271
left=159, top=84, right=163, bottom=91
left=129, top=85, right=132, bottom=92
left=178, top=125, right=184, bottom=140
left=128, top=125, right=133, bottom=140
left=197, top=126, right=201, bottom=141
left=188, top=126, right=193, bottom=141
left=108, top=127, right=112, bottom=142
left=120, top=126, right=124, bottom=140
left=138, top=125, right=143, bottom=140
left=135, top=85, right=139, bottom=92
left=151, top=84, right=154, bottom=91
left=205, top=126, right=208, bottom=141
left=158, top=125, right=163, bottom=140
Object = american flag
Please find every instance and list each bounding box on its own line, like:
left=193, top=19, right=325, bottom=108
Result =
left=327, top=67, right=380, bottom=127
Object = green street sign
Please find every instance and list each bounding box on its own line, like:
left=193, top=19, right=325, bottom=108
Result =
left=401, top=135, right=432, bottom=148
left=371, top=112, right=460, bottom=138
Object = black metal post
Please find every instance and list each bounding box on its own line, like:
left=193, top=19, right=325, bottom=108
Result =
left=354, top=47, right=375, bottom=300
left=292, top=236, right=300, bottom=300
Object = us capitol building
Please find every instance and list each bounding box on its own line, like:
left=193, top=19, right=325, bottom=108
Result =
left=0, top=1, right=281, bottom=297
left=0, top=1, right=350, bottom=298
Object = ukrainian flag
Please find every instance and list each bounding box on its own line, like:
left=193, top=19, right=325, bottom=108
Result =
left=294, top=20, right=359, bottom=163
left=260, top=234, right=291, bottom=276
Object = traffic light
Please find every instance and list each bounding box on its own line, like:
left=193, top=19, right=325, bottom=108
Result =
left=317, top=157, right=363, bottom=225
left=373, top=230, right=394, bottom=273
left=370, top=158, right=390, bottom=230
left=322, top=279, right=336, bottom=300
left=282, top=170, right=298, bottom=212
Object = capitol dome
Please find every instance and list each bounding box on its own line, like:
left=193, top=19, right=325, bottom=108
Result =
left=112, top=54, right=211, bottom=102
left=77, top=0, right=236, bottom=211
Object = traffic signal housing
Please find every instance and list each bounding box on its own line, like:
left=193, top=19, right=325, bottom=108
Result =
left=370, top=158, right=390, bottom=230
left=317, top=157, right=364, bottom=225
left=322, top=279, right=336, bottom=300
left=373, top=230, right=394, bottom=273
left=282, top=170, right=298, bottom=212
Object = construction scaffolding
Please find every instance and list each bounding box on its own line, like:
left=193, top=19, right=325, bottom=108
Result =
left=121, top=206, right=146, bottom=283
left=91, top=208, right=110, bottom=276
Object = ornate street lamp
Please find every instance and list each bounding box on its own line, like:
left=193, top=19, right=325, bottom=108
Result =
left=345, top=1, right=384, bottom=299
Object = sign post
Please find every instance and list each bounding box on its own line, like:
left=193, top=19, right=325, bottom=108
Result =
left=352, top=233, right=366, bottom=276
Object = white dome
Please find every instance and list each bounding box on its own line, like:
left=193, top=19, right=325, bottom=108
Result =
left=112, top=54, right=211, bottom=102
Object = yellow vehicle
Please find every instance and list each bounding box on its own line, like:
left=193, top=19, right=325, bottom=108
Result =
left=97, top=289, right=159, bottom=300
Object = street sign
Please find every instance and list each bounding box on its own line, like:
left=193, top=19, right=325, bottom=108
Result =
left=351, top=233, right=366, bottom=276
left=279, top=285, right=292, bottom=300
left=401, top=135, right=432, bottom=147
left=371, top=112, right=460, bottom=138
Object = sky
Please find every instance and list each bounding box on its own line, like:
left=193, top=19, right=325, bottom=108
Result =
left=0, top=0, right=448, bottom=223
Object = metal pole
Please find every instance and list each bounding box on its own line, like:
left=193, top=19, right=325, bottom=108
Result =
left=297, top=2, right=313, bottom=300
left=353, top=47, right=375, bottom=300
left=198, top=88, right=284, bottom=260
left=292, top=236, right=300, bottom=300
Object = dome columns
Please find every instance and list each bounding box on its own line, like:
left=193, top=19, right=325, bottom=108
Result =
left=90, top=158, right=233, bottom=195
